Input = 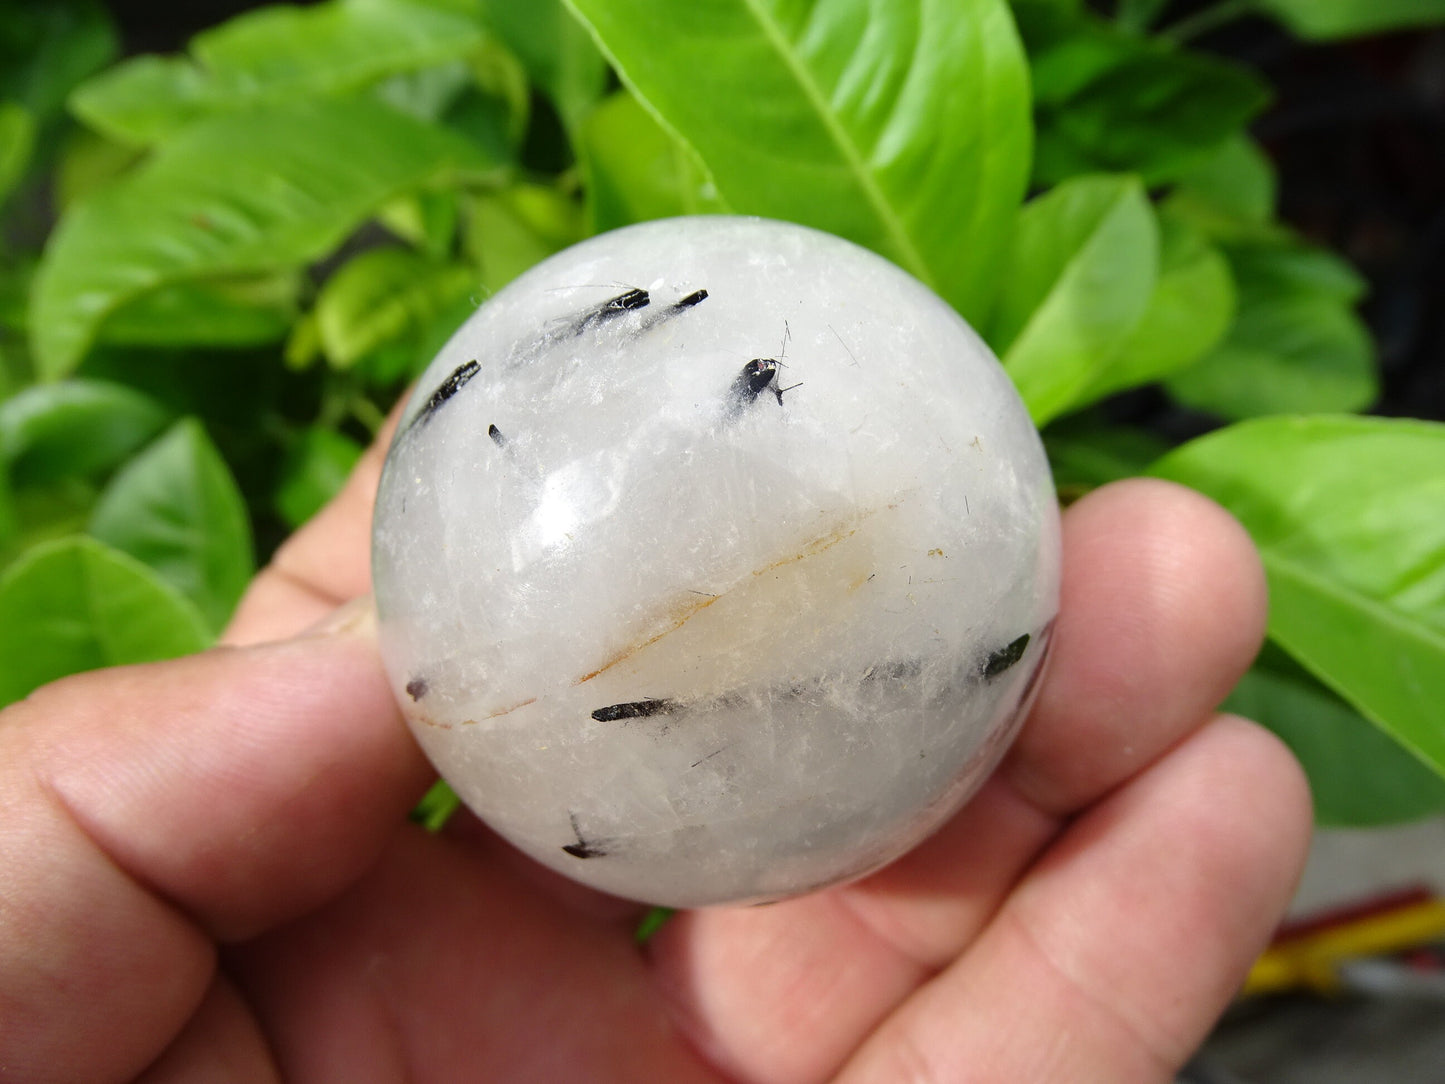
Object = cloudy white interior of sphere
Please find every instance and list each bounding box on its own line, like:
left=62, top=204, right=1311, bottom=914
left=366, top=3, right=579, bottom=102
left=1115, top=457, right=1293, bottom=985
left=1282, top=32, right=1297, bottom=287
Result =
left=372, top=216, right=1061, bottom=907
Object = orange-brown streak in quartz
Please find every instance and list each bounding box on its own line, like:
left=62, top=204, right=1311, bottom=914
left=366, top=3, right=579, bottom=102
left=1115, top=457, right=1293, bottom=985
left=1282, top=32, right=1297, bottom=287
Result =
left=573, top=519, right=863, bottom=686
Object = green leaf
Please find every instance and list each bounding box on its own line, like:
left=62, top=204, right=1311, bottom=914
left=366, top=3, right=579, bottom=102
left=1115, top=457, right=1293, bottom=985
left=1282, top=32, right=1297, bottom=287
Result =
left=316, top=247, right=479, bottom=369
left=88, top=418, right=254, bottom=634
left=0, top=101, right=35, bottom=208
left=1044, top=417, right=1170, bottom=498
left=97, top=273, right=302, bottom=350
left=1034, top=45, right=1269, bottom=186
left=1020, top=7, right=1268, bottom=186
left=565, top=0, right=1033, bottom=325
left=1151, top=415, right=1445, bottom=783
left=1227, top=645, right=1445, bottom=827
left=409, top=777, right=462, bottom=831
left=1226, top=241, right=1367, bottom=304
left=1115, top=0, right=1173, bottom=31
left=1168, top=134, right=1277, bottom=229
left=1075, top=213, right=1235, bottom=406
left=1165, top=243, right=1375, bottom=419
left=0, top=378, right=170, bottom=484
left=69, top=0, right=489, bottom=145
left=466, top=184, right=586, bottom=293
left=53, top=124, right=146, bottom=212
left=0, top=535, right=210, bottom=707
left=0, top=1, right=117, bottom=128
left=990, top=174, right=1159, bottom=425
left=476, top=0, right=608, bottom=133
left=30, top=97, right=501, bottom=380
left=1254, top=0, right=1445, bottom=39
left=580, top=90, right=730, bottom=233
left=274, top=426, right=364, bottom=529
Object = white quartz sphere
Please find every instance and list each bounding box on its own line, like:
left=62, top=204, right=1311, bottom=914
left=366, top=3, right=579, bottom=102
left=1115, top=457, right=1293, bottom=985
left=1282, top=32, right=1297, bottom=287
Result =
left=372, top=216, right=1060, bottom=908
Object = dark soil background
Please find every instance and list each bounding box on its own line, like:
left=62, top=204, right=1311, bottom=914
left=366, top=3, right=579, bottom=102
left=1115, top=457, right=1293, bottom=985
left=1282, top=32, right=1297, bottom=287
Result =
left=104, top=0, right=1445, bottom=425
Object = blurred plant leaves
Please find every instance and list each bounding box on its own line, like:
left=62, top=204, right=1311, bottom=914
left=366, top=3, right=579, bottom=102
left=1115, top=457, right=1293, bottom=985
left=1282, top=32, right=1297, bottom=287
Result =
left=1044, top=417, right=1171, bottom=499
left=1017, top=3, right=1269, bottom=186
left=1254, top=0, right=1445, bottom=39
left=88, top=418, right=254, bottom=633
left=1152, top=415, right=1445, bottom=784
left=466, top=183, right=586, bottom=293
left=0, top=378, right=170, bottom=484
left=0, top=535, right=210, bottom=706
left=0, top=0, right=117, bottom=129
left=1228, top=644, right=1445, bottom=827
left=31, top=97, right=502, bottom=380
left=0, top=101, right=34, bottom=209
left=316, top=246, right=478, bottom=369
left=97, top=273, right=303, bottom=350
left=1164, top=133, right=1280, bottom=241
left=1114, top=0, right=1172, bottom=31
left=274, top=426, right=363, bottom=529
left=69, top=0, right=489, bottom=145
left=580, top=90, right=728, bottom=234
left=475, top=0, right=608, bottom=134
left=989, top=173, right=1159, bottom=425
left=565, top=0, right=1032, bottom=325
left=1073, top=212, right=1235, bottom=407
left=1165, top=242, right=1377, bottom=419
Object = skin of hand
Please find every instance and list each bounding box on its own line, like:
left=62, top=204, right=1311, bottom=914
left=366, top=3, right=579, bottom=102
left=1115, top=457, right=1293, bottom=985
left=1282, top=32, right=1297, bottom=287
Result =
left=0, top=416, right=1312, bottom=1084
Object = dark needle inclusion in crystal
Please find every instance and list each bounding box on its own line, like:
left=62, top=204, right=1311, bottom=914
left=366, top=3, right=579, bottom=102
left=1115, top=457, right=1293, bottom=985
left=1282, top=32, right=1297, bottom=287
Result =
left=407, top=359, right=480, bottom=432
left=591, top=698, right=680, bottom=723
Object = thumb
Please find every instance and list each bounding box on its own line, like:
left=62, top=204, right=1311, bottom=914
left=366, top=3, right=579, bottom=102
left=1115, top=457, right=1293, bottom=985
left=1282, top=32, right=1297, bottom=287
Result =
left=0, top=601, right=432, bottom=1081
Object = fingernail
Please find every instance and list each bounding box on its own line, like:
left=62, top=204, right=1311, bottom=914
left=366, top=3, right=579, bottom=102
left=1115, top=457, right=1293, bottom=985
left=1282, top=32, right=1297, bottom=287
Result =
left=296, top=594, right=376, bottom=640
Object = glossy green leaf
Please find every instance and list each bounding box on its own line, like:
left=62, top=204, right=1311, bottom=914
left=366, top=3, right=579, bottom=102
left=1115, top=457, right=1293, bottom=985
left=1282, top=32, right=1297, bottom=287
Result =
left=580, top=90, right=729, bottom=233
left=316, top=247, right=479, bottom=369
left=565, top=0, right=1032, bottom=324
left=0, top=101, right=35, bottom=207
left=476, top=0, right=608, bottom=132
left=1227, top=646, right=1445, bottom=827
left=70, top=0, right=488, bottom=145
left=1076, top=213, right=1235, bottom=406
left=88, top=419, right=254, bottom=633
left=990, top=174, right=1159, bottom=425
left=0, top=378, right=170, bottom=484
left=1165, top=243, right=1375, bottom=419
left=0, top=535, right=210, bottom=706
left=1254, top=0, right=1445, bottom=39
left=31, top=98, right=500, bottom=379
left=1151, top=415, right=1445, bottom=783
left=275, top=426, right=364, bottom=528
left=97, top=273, right=302, bottom=349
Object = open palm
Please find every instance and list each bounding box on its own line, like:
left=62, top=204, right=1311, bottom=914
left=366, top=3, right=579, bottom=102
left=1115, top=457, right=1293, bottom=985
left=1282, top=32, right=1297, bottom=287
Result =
left=0, top=422, right=1310, bottom=1083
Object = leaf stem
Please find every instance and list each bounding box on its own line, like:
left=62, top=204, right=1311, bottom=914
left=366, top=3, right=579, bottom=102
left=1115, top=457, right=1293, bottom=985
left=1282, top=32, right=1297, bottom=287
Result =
left=1158, top=0, right=1257, bottom=44
left=350, top=394, right=387, bottom=436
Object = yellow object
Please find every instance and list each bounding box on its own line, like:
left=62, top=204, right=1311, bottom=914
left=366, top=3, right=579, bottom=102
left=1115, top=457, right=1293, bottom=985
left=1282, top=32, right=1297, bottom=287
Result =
left=1243, top=898, right=1445, bottom=997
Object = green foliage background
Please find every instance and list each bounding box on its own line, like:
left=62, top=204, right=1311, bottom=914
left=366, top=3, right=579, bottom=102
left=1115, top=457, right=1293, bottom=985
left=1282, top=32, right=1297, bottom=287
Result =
left=1, top=0, right=1443, bottom=827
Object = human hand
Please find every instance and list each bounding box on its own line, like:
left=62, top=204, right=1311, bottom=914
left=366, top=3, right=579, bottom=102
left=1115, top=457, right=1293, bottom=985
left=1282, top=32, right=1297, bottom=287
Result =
left=0, top=423, right=1311, bottom=1083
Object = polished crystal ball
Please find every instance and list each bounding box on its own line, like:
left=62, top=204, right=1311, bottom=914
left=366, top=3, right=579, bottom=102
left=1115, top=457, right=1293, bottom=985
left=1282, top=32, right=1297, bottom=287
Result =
left=372, top=216, right=1061, bottom=907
